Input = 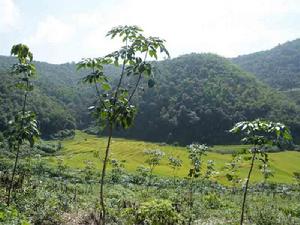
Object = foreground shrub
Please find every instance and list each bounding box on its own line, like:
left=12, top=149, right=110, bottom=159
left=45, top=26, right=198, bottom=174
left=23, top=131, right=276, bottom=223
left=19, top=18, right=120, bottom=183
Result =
left=203, top=192, right=223, bottom=209
left=124, top=199, right=183, bottom=225
left=249, top=204, right=299, bottom=225
left=0, top=204, right=30, bottom=225
left=280, top=204, right=300, bottom=218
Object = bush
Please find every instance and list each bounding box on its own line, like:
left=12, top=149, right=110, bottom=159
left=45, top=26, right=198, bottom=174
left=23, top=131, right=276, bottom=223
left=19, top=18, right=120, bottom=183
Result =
left=124, top=199, right=183, bottom=225
left=36, top=142, right=62, bottom=154
left=131, top=166, right=150, bottom=185
left=249, top=204, right=298, bottom=225
left=203, top=192, right=223, bottom=209
left=0, top=204, right=30, bottom=225
left=50, top=129, right=75, bottom=140
left=280, top=204, right=300, bottom=217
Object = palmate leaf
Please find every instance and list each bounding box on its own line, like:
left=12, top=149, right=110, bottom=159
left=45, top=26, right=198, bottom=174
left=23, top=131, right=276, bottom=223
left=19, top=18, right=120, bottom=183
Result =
left=11, top=43, right=33, bottom=63
left=11, top=63, right=36, bottom=77
left=106, top=25, right=143, bottom=40
left=102, top=83, right=111, bottom=91
left=81, top=70, right=107, bottom=84
left=6, top=111, right=40, bottom=147
left=230, top=119, right=292, bottom=147
left=78, top=25, right=169, bottom=132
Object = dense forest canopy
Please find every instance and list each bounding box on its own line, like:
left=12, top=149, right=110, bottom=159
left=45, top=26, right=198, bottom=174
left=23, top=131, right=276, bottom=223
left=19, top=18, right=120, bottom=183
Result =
left=1, top=53, right=300, bottom=144
left=232, top=39, right=300, bottom=90
left=123, top=53, right=300, bottom=144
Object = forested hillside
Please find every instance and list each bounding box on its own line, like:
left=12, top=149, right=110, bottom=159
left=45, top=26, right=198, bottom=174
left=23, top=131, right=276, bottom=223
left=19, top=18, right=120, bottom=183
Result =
left=124, top=53, right=300, bottom=144
left=0, top=56, right=90, bottom=138
left=0, top=71, right=76, bottom=138
left=1, top=54, right=300, bottom=144
left=232, top=39, right=300, bottom=90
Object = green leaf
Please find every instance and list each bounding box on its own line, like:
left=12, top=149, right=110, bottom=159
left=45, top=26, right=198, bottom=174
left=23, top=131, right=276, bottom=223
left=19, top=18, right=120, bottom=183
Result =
left=102, top=83, right=111, bottom=91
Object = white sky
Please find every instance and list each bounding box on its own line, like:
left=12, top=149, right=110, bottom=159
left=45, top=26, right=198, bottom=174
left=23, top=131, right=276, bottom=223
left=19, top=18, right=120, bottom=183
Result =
left=1, top=0, right=300, bottom=64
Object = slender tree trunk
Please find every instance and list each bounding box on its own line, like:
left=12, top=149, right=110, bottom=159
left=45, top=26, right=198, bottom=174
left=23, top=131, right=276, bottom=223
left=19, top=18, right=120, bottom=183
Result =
left=99, top=124, right=113, bottom=225
left=7, top=85, right=28, bottom=206
left=188, top=178, right=194, bottom=225
left=147, top=167, right=154, bottom=192
left=173, top=170, right=176, bottom=187
left=6, top=144, right=20, bottom=206
left=240, top=152, right=256, bottom=225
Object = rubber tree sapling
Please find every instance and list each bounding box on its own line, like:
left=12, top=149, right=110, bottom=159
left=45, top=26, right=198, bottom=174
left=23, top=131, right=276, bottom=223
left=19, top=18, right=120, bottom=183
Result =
left=77, top=25, right=169, bottom=224
left=186, top=143, right=209, bottom=224
left=168, top=155, right=183, bottom=186
left=109, top=158, right=126, bottom=183
left=144, top=149, right=165, bottom=188
left=230, top=119, right=292, bottom=225
left=225, top=153, right=242, bottom=193
left=6, top=44, right=40, bottom=206
left=259, top=154, right=274, bottom=187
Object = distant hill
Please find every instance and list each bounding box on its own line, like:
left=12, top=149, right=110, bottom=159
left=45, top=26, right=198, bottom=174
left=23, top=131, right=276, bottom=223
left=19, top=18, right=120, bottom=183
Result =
left=123, top=53, right=300, bottom=144
left=232, top=39, right=300, bottom=90
left=1, top=53, right=300, bottom=144
left=0, top=56, right=92, bottom=138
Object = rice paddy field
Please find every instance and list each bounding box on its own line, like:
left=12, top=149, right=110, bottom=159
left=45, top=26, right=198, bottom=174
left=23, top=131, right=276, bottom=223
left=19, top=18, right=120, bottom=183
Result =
left=46, top=130, right=300, bottom=184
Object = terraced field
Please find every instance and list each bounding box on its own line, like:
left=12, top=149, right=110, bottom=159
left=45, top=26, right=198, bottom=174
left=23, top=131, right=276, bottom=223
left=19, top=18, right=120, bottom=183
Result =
left=46, top=131, right=300, bottom=184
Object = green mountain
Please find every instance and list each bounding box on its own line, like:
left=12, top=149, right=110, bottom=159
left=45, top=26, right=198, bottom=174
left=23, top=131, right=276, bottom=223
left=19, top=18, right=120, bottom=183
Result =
left=232, top=39, right=300, bottom=90
left=124, top=53, right=300, bottom=144
left=1, top=53, right=299, bottom=144
left=0, top=56, right=92, bottom=138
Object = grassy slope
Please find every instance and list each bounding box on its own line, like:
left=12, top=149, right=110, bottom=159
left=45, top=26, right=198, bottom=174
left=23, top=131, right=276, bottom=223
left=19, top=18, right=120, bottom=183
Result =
left=46, top=131, right=300, bottom=184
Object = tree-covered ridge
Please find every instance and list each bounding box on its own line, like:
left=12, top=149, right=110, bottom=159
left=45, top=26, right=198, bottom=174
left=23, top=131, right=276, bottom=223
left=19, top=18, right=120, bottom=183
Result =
left=0, top=56, right=82, bottom=138
left=125, top=53, right=300, bottom=144
left=0, top=71, right=75, bottom=138
left=1, top=53, right=300, bottom=144
left=232, top=39, right=300, bottom=90
left=0, top=55, right=95, bottom=128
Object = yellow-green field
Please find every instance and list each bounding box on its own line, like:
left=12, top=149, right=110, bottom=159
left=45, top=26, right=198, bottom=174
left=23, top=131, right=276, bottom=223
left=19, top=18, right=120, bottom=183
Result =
left=45, top=131, right=300, bottom=184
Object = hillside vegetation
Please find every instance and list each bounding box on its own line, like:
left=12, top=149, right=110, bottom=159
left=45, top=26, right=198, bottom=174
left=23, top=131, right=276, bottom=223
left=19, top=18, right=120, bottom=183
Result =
left=1, top=30, right=300, bottom=225
left=0, top=71, right=76, bottom=138
left=0, top=56, right=93, bottom=138
left=124, top=53, right=300, bottom=144
left=232, top=39, right=300, bottom=90
left=2, top=53, right=300, bottom=144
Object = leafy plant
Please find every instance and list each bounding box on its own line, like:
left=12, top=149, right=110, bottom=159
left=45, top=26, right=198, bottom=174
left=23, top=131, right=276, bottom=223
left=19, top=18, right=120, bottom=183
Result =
left=125, top=199, right=183, bottom=225
left=132, top=166, right=150, bottom=185
left=0, top=203, right=30, bottom=225
left=144, top=149, right=165, bottom=188
left=5, top=44, right=40, bottom=206
left=82, top=160, right=96, bottom=191
left=204, top=159, right=216, bottom=179
left=186, top=143, right=209, bottom=224
left=203, top=192, right=223, bottom=209
left=293, top=172, right=300, bottom=185
left=249, top=203, right=298, bottom=225
left=168, top=155, right=183, bottom=185
left=259, top=154, right=274, bottom=185
left=225, top=153, right=242, bottom=192
left=230, top=119, right=292, bottom=225
left=77, top=25, right=169, bottom=224
left=109, top=158, right=126, bottom=183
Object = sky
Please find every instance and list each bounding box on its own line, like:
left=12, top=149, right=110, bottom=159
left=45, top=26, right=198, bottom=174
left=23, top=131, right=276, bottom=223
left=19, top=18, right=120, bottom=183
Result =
left=1, top=0, right=300, bottom=64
